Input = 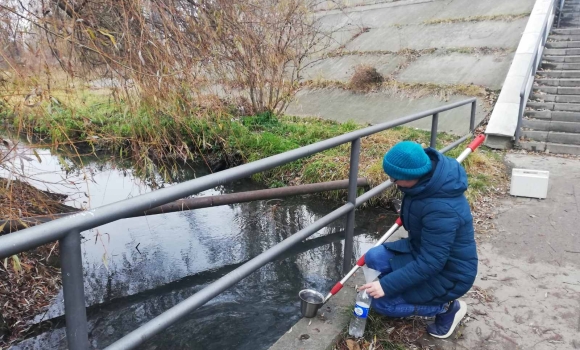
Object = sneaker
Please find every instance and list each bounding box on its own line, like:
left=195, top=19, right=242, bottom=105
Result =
left=426, top=300, right=467, bottom=339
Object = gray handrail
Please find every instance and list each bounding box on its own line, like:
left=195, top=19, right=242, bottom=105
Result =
left=0, top=97, right=478, bottom=350
left=558, top=0, right=566, bottom=28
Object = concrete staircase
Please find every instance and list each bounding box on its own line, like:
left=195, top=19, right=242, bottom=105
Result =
left=521, top=1, right=580, bottom=154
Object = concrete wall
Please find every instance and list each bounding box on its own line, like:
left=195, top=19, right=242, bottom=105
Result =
left=288, top=0, right=536, bottom=135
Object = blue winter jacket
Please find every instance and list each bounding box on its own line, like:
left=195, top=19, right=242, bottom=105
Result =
left=379, top=148, right=478, bottom=305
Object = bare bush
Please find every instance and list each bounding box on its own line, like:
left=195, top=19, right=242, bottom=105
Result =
left=348, top=65, right=384, bottom=92
left=0, top=0, right=334, bottom=114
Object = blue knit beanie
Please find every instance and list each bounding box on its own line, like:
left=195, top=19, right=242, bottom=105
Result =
left=382, top=141, right=432, bottom=180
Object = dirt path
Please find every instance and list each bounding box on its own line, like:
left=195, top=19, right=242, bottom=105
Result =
left=416, top=153, right=580, bottom=350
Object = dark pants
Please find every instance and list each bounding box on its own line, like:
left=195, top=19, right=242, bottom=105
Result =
left=364, top=245, right=447, bottom=317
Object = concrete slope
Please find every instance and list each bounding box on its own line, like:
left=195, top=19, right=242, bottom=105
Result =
left=289, top=0, right=535, bottom=135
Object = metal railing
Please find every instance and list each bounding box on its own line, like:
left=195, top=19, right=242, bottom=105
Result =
left=0, top=98, right=477, bottom=350
left=516, top=0, right=558, bottom=145
left=557, top=0, right=567, bottom=28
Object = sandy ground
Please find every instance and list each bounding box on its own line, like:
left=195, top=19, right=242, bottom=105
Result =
left=415, top=153, right=580, bottom=350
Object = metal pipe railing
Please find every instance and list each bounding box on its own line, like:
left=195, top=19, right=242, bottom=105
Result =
left=343, top=138, right=361, bottom=274
left=104, top=104, right=479, bottom=350
left=558, top=0, right=566, bottom=28
left=516, top=0, right=557, bottom=145
left=0, top=98, right=476, bottom=259
left=0, top=97, right=478, bottom=350
left=430, top=113, right=439, bottom=148
left=105, top=203, right=355, bottom=350
left=59, top=229, right=88, bottom=349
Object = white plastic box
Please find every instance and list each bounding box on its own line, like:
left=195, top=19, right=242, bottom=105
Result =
left=510, top=168, right=550, bottom=199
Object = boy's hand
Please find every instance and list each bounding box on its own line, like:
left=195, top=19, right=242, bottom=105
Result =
left=359, top=281, right=385, bottom=298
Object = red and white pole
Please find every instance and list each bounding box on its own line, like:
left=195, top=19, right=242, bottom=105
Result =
left=323, top=134, right=486, bottom=303
left=457, top=134, right=486, bottom=163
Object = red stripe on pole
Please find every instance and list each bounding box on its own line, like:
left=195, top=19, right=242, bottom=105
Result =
left=330, top=282, right=343, bottom=295
left=395, top=217, right=402, bottom=226
left=356, top=255, right=365, bottom=266
left=468, top=135, right=485, bottom=151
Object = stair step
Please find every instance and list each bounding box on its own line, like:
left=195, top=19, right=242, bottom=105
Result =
left=525, top=110, right=551, bottom=119
left=537, top=70, right=580, bottom=78
left=518, top=141, right=547, bottom=152
left=547, top=142, right=580, bottom=154
left=549, top=34, right=580, bottom=41
left=560, top=13, right=580, bottom=19
left=543, top=55, right=580, bottom=62
left=553, top=28, right=580, bottom=35
left=521, top=130, right=580, bottom=145
left=525, top=110, right=580, bottom=122
left=558, top=86, right=580, bottom=94
left=545, top=48, right=580, bottom=55
left=531, top=93, right=580, bottom=103
left=546, top=41, right=580, bottom=48
left=522, top=119, right=550, bottom=131
left=533, top=86, right=558, bottom=94
left=527, top=101, right=580, bottom=112
left=532, top=86, right=580, bottom=95
left=559, top=19, right=580, bottom=24
left=523, top=119, right=580, bottom=133
left=558, top=21, right=580, bottom=27
left=542, top=62, right=580, bottom=70
left=519, top=141, right=580, bottom=155
left=535, top=78, right=580, bottom=87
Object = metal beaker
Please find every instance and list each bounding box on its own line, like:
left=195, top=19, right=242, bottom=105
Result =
left=299, top=289, right=324, bottom=318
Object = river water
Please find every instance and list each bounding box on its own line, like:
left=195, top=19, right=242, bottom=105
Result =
left=4, top=145, right=396, bottom=350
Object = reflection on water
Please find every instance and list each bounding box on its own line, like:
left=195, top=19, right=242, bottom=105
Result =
left=5, top=145, right=395, bottom=350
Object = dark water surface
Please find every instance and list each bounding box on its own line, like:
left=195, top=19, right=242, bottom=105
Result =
left=5, top=145, right=395, bottom=350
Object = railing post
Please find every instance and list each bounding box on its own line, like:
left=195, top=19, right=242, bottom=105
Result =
left=532, top=47, right=539, bottom=76
left=430, top=113, right=439, bottom=148
left=516, top=92, right=525, bottom=145
left=470, top=101, right=476, bottom=132
left=343, top=138, right=361, bottom=274
left=60, top=229, right=89, bottom=350
left=558, top=0, right=565, bottom=28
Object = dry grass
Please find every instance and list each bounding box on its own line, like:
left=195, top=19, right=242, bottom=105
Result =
left=0, top=178, right=78, bottom=223
left=348, top=65, right=384, bottom=92
left=444, top=47, right=515, bottom=56
left=422, top=13, right=530, bottom=25
left=0, top=178, right=74, bottom=347
left=334, top=311, right=431, bottom=350
left=303, top=77, right=491, bottom=101
left=326, top=47, right=513, bottom=59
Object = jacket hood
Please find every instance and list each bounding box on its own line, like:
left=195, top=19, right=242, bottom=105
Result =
left=399, top=148, right=468, bottom=199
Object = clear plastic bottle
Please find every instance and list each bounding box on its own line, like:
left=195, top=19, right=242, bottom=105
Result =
left=348, top=290, right=371, bottom=338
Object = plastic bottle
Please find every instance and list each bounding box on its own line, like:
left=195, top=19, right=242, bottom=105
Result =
left=348, top=290, right=371, bottom=338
